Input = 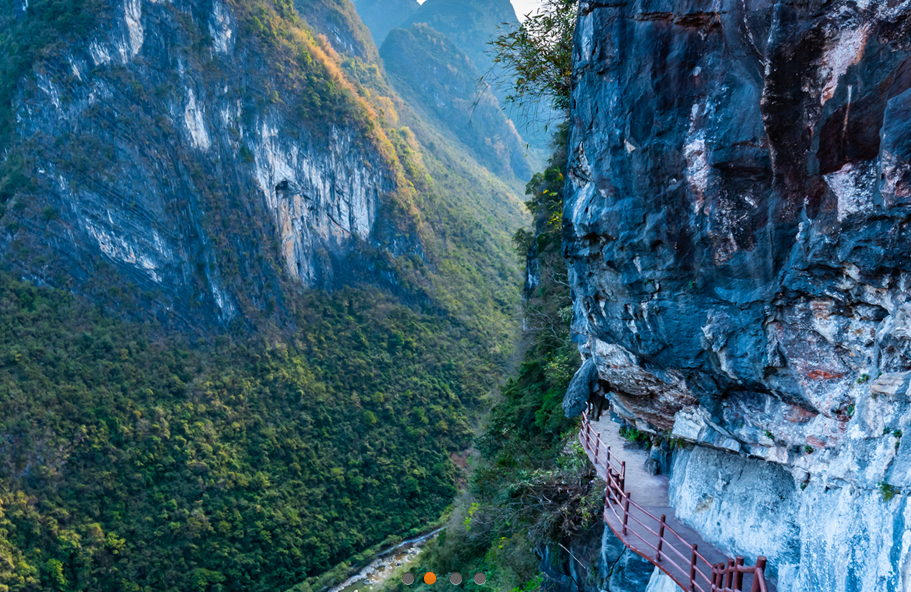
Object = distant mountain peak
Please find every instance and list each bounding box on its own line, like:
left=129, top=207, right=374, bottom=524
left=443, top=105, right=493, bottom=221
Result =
left=353, top=0, right=421, bottom=45
left=400, top=0, right=517, bottom=73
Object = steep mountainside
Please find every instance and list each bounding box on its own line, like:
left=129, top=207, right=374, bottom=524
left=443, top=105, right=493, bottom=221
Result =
left=352, top=0, right=418, bottom=46
left=2, top=0, right=408, bottom=325
left=381, top=24, right=532, bottom=181
left=565, top=0, right=911, bottom=590
left=0, top=0, right=528, bottom=590
left=296, top=0, right=378, bottom=60
left=0, top=0, right=524, bottom=326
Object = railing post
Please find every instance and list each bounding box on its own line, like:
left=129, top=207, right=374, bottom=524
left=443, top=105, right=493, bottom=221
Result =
left=621, top=495, right=630, bottom=536
left=656, top=514, right=666, bottom=562
left=620, top=461, right=626, bottom=491
left=750, top=557, right=767, bottom=592
left=689, top=544, right=698, bottom=592
left=733, top=556, right=744, bottom=591
left=723, top=559, right=733, bottom=589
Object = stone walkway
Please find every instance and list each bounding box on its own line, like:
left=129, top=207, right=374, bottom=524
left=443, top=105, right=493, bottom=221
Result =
left=583, top=415, right=774, bottom=592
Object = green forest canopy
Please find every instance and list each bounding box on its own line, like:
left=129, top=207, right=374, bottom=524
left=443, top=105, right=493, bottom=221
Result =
left=0, top=274, right=510, bottom=592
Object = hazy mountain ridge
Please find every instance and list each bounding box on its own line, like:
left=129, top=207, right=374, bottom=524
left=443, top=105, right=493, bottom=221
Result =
left=397, top=0, right=555, bottom=155
left=382, top=23, right=533, bottom=181
left=400, top=0, right=517, bottom=76
left=352, top=0, right=419, bottom=46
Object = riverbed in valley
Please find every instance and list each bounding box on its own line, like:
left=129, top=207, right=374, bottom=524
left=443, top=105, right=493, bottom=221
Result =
left=329, top=529, right=442, bottom=592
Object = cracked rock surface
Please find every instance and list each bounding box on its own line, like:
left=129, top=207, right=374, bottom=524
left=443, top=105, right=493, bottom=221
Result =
left=564, top=0, right=911, bottom=589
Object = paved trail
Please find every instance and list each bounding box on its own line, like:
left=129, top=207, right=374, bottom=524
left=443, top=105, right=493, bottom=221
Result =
left=583, top=415, right=774, bottom=592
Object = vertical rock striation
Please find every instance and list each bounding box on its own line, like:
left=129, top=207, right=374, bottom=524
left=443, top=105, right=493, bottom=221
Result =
left=564, top=0, right=911, bottom=589
left=536, top=522, right=655, bottom=592
left=1, top=0, right=410, bottom=325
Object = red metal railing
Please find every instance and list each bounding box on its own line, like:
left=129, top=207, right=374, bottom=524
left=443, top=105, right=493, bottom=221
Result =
left=579, top=413, right=768, bottom=592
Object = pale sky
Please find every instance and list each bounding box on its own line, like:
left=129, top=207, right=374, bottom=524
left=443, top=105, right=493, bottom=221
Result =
left=415, top=0, right=546, bottom=21
left=510, top=0, right=546, bottom=20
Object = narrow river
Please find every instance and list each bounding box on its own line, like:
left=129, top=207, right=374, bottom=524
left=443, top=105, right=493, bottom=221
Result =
left=328, top=529, right=442, bottom=592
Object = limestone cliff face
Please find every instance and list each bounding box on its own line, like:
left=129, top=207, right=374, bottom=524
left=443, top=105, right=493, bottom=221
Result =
left=565, top=1, right=911, bottom=589
left=0, top=0, right=413, bottom=325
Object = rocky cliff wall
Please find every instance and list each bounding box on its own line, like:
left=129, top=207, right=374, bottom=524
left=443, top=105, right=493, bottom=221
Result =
left=564, top=0, right=911, bottom=590
left=666, top=442, right=911, bottom=590
left=1, top=0, right=416, bottom=326
left=537, top=521, right=657, bottom=592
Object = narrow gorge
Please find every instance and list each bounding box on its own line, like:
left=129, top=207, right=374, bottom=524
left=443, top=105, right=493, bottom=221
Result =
left=5, top=0, right=911, bottom=591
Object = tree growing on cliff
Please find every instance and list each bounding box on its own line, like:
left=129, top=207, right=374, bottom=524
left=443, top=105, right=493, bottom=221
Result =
left=486, top=0, right=577, bottom=114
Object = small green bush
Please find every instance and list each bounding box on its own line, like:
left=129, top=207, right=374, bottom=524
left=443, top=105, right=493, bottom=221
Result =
left=619, top=425, right=650, bottom=444
left=880, top=482, right=898, bottom=502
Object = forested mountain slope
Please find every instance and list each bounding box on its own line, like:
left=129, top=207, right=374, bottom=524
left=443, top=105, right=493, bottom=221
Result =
left=295, top=0, right=379, bottom=61
left=0, top=0, right=527, bottom=590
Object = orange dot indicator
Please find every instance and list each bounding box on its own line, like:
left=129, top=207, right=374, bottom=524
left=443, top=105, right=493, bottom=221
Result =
left=424, top=572, right=437, bottom=585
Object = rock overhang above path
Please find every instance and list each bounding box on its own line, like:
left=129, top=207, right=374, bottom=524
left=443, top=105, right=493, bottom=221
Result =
left=671, top=406, right=742, bottom=453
